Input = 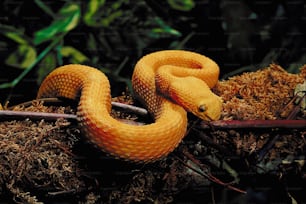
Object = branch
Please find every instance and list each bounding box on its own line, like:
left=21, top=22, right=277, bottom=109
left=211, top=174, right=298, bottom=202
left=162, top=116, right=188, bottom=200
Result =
left=200, top=120, right=306, bottom=129
left=0, top=110, right=77, bottom=121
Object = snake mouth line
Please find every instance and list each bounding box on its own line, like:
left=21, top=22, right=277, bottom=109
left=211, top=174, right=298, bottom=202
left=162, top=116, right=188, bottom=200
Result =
left=203, top=114, right=213, bottom=122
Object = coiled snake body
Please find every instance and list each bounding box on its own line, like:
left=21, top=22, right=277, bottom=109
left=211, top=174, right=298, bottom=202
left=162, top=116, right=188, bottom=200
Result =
left=37, top=50, right=222, bottom=162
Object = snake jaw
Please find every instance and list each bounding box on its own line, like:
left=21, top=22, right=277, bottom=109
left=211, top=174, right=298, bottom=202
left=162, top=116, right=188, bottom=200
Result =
left=166, top=76, right=222, bottom=121
left=197, top=95, right=223, bottom=121
left=197, top=104, right=213, bottom=121
left=197, top=104, right=214, bottom=121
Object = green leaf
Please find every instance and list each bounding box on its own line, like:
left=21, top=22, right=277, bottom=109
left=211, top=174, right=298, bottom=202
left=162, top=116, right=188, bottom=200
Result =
left=149, top=18, right=182, bottom=38
left=83, top=0, right=106, bottom=26
left=0, top=24, right=28, bottom=44
left=167, top=0, right=195, bottom=11
left=34, top=0, right=56, bottom=18
left=100, top=10, right=123, bottom=27
left=0, top=34, right=63, bottom=89
left=5, top=44, right=37, bottom=69
left=34, top=4, right=80, bottom=45
left=37, top=52, right=57, bottom=84
left=83, top=0, right=126, bottom=27
left=5, top=32, right=28, bottom=44
left=60, top=46, right=88, bottom=64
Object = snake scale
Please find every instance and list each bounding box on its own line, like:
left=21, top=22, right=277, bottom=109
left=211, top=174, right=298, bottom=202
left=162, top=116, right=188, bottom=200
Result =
left=37, top=50, right=222, bottom=162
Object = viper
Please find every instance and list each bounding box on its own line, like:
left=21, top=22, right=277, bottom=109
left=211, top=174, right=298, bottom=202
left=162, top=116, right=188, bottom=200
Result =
left=37, top=50, right=222, bottom=162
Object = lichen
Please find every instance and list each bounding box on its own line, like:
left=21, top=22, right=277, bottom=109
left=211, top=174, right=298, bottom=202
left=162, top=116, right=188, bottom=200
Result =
left=215, top=64, right=305, bottom=120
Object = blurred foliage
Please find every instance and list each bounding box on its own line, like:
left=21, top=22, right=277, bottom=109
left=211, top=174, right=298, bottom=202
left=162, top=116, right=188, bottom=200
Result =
left=167, top=0, right=195, bottom=11
left=0, top=0, right=305, bottom=102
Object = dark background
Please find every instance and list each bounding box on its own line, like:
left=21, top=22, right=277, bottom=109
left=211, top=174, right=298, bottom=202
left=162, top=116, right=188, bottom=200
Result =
left=0, top=0, right=305, bottom=105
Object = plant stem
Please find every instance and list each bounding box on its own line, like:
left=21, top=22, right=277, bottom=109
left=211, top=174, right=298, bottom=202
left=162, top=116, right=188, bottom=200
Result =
left=200, top=120, right=306, bottom=129
left=0, top=34, right=65, bottom=89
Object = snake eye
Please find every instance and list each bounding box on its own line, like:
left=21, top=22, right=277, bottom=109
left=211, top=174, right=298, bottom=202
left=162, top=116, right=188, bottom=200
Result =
left=198, top=105, right=206, bottom=113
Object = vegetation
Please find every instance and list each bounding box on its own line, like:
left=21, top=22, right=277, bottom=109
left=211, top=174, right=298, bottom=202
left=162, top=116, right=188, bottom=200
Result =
left=0, top=0, right=305, bottom=103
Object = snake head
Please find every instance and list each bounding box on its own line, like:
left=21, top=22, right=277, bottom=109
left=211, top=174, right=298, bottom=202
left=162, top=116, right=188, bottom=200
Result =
left=195, top=94, right=223, bottom=121
left=169, top=77, right=222, bottom=121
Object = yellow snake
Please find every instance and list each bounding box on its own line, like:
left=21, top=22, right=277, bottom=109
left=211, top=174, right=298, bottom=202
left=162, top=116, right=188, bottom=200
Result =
left=37, top=50, right=222, bottom=162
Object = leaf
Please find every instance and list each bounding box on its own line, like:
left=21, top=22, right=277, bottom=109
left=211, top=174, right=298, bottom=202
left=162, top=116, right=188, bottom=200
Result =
left=100, top=10, right=123, bottom=27
left=37, top=52, right=57, bottom=84
left=60, top=46, right=88, bottom=64
left=83, top=0, right=126, bottom=27
left=0, top=24, right=28, bottom=44
left=34, top=0, right=56, bottom=17
left=149, top=18, right=181, bottom=38
left=5, top=44, right=37, bottom=69
left=5, top=32, right=28, bottom=44
left=83, top=0, right=106, bottom=26
left=34, top=4, right=80, bottom=45
left=0, top=34, right=63, bottom=89
left=167, top=0, right=195, bottom=11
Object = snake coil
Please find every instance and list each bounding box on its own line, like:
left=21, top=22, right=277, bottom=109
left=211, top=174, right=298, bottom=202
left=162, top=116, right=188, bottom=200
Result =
left=37, top=50, right=222, bottom=162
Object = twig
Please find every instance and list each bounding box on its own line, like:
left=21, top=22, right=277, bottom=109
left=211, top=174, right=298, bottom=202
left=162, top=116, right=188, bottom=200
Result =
left=197, top=131, right=232, bottom=155
left=278, top=91, right=305, bottom=119
left=252, top=91, right=306, bottom=162
left=257, top=134, right=280, bottom=161
left=286, top=93, right=305, bottom=119
left=4, top=99, right=305, bottom=129
left=0, top=110, right=146, bottom=126
left=48, top=189, right=76, bottom=196
left=182, top=147, right=239, bottom=183
left=0, top=110, right=77, bottom=121
left=174, top=154, right=246, bottom=194
left=9, top=98, right=149, bottom=117
left=111, top=101, right=148, bottom=116
left=200, top=120, right=306, bottom=129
